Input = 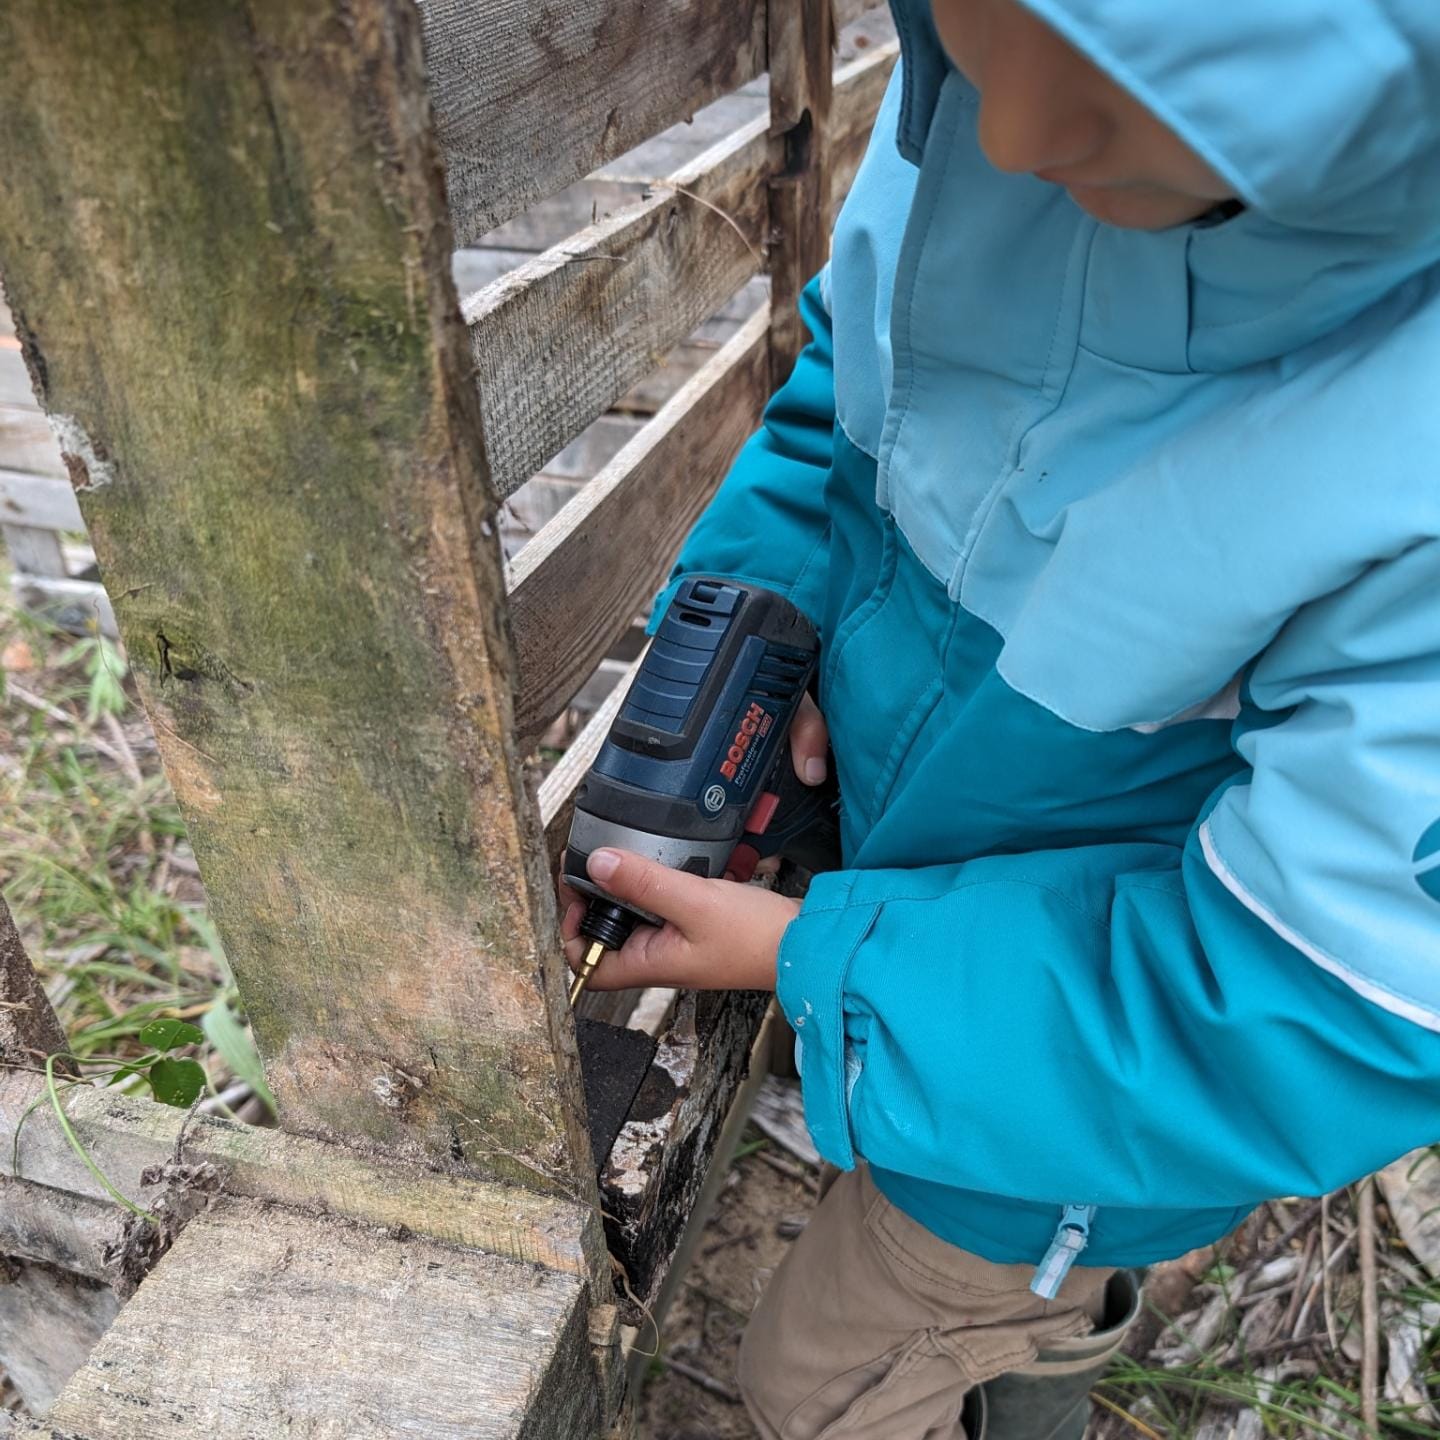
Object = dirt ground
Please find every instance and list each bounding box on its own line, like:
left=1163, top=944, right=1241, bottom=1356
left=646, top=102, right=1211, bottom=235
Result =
left=637, top=1125, right=815, bottom=1440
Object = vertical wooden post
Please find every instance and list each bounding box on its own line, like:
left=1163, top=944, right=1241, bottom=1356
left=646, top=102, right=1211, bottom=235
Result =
left=0, top=0, right=591, bottom=1192
left=767, top=0, right=835, bottom=389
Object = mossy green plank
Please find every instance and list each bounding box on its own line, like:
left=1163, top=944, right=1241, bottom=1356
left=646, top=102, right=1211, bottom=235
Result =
left=0, top=0, right=590, bottom=1189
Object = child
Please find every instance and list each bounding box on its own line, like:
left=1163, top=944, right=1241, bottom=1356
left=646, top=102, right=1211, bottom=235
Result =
left=562, top=1, right=1440, bottom=1434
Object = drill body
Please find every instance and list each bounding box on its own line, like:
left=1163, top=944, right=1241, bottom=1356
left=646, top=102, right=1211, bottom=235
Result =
left=563, top=577, right=825, bottom=965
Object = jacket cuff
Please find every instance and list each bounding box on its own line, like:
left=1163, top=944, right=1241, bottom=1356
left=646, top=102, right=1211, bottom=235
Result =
left=775, top=870, right=879, bottom=1170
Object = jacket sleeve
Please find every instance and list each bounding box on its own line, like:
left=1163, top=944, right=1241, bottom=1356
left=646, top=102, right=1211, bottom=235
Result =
left=780, top=541, right=1440, bottom=1212
left=650, top=271, right=836, bottom=631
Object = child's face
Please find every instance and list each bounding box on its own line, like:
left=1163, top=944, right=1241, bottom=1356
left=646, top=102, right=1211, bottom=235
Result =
left=931, top=0, right=1236, bottom=230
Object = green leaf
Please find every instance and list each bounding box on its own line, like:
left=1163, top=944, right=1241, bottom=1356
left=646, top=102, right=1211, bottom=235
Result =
left=201, top=1000, right=275, bottom=1112
left=137, top=1018, right=203, bottom=1052
left=147, top=1057, right=206, bottom=1108
left=105, top=1064, right=145, bottom=1087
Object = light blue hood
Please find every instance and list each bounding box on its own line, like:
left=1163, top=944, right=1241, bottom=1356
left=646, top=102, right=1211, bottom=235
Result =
left=889, top=0, right=1440, bottom=366
left=659, top=0, right=1440, bottom=1272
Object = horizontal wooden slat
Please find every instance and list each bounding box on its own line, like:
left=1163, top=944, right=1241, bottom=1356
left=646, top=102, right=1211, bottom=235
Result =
left=466, top=117, right=771, bottom=498
left=834, top=0, right=889, bottom=31
left=40, top=1198, right=601, bottom=1440
left=0, top=403, right=63, bottom=479
left=539, top=654, right=643, bottom=870
left=9, top=573, right=117, bottom=637
left=0, top=339, right=36, bottom=408
left=507, top=307, right=769, bottom=748
left=0, top=467, right=83, bottom=530
left=467, top=41, right=892, bottom=502
left=831, top=40, right=901, bottom=213
left=0, top=1072, right=603, bottom=1278
left=421, top=0, right=767, bottom=245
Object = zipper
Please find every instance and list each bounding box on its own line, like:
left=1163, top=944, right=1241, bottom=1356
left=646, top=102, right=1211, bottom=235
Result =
left=1030, top=1203, right=1097, bottom=1300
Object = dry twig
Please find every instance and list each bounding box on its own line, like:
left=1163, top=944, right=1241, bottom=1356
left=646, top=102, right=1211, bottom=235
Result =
left=1357, top=1178, right=1380, bottom=1435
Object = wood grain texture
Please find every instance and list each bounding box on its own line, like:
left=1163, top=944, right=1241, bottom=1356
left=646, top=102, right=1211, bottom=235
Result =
left=465, top=117, right=771, bottom=498
left=40, top=1198, right=601, bottom=1440
left=601, top=988, right=770, bottom=1308
left=0, top=469, right=84, bottom=533
left=0, top=1071, right=605, bottom=1280
left=421, top=0, right=767, bottom=244
left=768, top=0, right=836, bottom=389
left=0, top=0, right=591, bottom=1187
left=0, top=1179, right=120, bottom=1281
left=506, top=308, right=769, bottom=748
left=0, top=894, right=71, bottom=1073
left=0, top=1261, right=120, bottom=1417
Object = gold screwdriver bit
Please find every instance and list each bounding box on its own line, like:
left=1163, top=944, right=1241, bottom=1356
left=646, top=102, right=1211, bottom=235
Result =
left=568, top=939, right=607, bottom=1005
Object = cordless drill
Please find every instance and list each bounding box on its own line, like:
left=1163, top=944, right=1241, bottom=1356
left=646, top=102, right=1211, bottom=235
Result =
left=563, top=577, right=833, bottom=1001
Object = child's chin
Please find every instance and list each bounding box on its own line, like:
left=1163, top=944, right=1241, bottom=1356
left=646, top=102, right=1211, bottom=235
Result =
left=1065, top=184, right=1212, bottom=232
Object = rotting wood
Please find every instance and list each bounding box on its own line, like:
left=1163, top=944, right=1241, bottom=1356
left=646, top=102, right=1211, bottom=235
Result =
left=768, top=0, right=836, bottom=389
left=0, top=1072, right=605, bottom=1283
left=421, top=0, right=767, bottom=244
left=506, top=309, right=769, bottom=748
left=0, top=897, right=69, bottom=1073
left=601, top=988, right=771, bottom=1310
left=34, top=1198, right=602, bottom=1440
left=466, top=119, right=770, bottom=499
left=0, top=0, right=592, bottom=1187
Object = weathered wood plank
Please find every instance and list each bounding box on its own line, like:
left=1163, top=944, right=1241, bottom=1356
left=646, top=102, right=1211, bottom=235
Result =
left=7, top=576, right=116, bottom=640
left=769, top=0, right=836, bottom=389
left=2, top=524, right=67, bottom=579
left=421, top=0, right=767, bottom=245
left=835, top=0, right=889, bottom=32
left=602, top=989, right=771, bottom=1308
left=0, top=1180, right=118, bottom=1282
left=0, top=0, right=590, bottom=1186
left=40, top=1198, right=602, bottom=1440
left=0, top=405, right=63, bottom=480
left=507, top=308, right=769, bottom=748
left=0, top=469, right=84, bottom=533
left=0, top=896, right=69, bottom=1071
left=0, top=342, right=36, bottom=409
left=0, top=1261, right=120, bottom=1418
left=0, top=1071, right=605, bottom=1281
left=465, top=119, right=770, bottom=498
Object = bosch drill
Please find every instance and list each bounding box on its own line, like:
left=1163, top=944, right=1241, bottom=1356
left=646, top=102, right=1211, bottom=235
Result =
left=563, top=577, right=834, bottom=1001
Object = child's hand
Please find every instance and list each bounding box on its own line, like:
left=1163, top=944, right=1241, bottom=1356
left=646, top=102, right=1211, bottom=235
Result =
left=788, top=693, right=830, bottom=787
left=560, top=848, right=800, bottom=992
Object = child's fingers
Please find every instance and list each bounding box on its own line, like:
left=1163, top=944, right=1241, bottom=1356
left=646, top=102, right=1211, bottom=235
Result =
left=584, top=848, right=715, bottom=932
left=788, top=693, right=830, bottom=785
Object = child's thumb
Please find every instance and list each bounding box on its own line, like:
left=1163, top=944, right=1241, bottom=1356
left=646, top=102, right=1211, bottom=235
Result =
left=586, top=848, right=712, bottom=930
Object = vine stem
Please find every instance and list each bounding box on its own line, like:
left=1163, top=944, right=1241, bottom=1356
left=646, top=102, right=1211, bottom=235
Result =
left=43, top=1051, right=158, bottom=1223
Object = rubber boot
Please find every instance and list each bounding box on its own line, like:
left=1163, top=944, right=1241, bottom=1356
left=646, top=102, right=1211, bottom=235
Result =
left=969, top=1269, right=1142, bottom=1440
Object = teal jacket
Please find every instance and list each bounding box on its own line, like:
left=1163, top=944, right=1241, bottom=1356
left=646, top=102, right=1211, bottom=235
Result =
left=658, top=0, right=1440, bottom=1273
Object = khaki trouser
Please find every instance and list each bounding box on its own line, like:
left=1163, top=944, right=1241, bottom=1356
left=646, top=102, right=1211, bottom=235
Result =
left=738, top=1166, right=1115, bottom=1440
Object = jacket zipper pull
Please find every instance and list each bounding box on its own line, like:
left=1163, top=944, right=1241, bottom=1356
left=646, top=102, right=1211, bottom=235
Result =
left=1030, top=1203, right=1097, bottom=1300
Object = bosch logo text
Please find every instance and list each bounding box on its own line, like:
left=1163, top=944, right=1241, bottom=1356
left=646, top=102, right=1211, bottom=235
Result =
left=720, top=702, right=773, bottom=781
